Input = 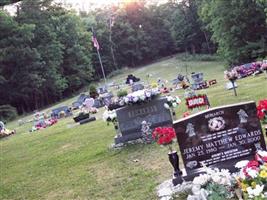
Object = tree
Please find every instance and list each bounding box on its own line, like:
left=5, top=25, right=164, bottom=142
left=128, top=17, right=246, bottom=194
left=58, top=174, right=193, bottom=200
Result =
left=200, top=0, right=267, bottom=65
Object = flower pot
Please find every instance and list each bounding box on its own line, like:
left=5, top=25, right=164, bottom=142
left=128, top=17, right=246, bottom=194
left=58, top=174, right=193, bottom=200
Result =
left=168, top=151, right=182, bottom=177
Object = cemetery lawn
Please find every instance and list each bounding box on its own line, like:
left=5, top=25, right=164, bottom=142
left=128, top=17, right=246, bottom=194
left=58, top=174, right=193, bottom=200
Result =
left=1, top=57, right=267, bottom=200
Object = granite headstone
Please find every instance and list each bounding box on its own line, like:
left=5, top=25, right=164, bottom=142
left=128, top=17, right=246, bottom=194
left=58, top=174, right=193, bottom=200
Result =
left=115, top=97, right=172, bottom=144
left=173, top=101, right=266, bottom=181
left=132, top=83, right=145, bottom=92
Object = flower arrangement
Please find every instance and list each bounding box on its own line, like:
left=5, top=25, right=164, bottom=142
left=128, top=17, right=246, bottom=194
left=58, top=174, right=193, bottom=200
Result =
left=152, top=127, right=176, bottom=151
left=164, top=96, right=181, bottom=109
left=224, top=69, right=239, bottom=81
left=120, top=88, right=160, bottom=106
left=235, top=150, right=267, bottom=200
left=257, top=99, right=267, bottom=124
left=102, top=110, right=118, bottom=129
left=190, top=167, right=234, bottom=200
left=261, top=62, right=267, bottom=71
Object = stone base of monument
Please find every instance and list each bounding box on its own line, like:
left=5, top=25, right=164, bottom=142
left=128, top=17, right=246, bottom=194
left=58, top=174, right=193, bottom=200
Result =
left=111, top=138, right=144, bottom=149
left=157, top=179, right=193, bottom=200
left=114, top=133, right=142, bottom=144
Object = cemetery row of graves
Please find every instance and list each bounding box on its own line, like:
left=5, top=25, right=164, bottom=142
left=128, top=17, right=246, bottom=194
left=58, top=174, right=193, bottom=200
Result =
left=1, top=58, right=267, bottom=200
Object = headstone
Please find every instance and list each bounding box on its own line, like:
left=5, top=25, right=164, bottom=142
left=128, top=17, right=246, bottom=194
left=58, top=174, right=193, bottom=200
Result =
left=83, top=98, right=94, bottom=110
left=97, top=86, right=108, bottom=94
left=101, top=92, right=114, bottom=106
left=93, top=99, right=104, bottom=108
left=115, top=97, right=172, bottom=144
left=132, top=83, right=145, bottom=92
left=173, top=101, right=266, bottom=181
left=191, top=73, right=205, bottom=90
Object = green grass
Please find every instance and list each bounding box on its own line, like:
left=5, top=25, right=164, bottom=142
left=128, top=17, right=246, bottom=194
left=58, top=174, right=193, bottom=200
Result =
left=1, top=57, right=267, bottom=200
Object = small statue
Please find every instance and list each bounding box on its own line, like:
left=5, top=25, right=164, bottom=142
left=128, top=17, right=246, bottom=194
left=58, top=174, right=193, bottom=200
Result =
left=237, top=109, right=248, bottom=123
left=186, top=123, right=196, bottom=137
left=141, top=121, right=152, bottom=143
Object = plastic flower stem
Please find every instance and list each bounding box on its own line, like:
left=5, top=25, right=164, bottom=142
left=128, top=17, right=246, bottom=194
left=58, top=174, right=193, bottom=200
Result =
left=168, top=145, right=173, bottom=153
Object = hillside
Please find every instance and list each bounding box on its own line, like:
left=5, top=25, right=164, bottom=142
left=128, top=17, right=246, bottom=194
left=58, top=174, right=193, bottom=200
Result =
left=1, top=57, right=267, bottom=200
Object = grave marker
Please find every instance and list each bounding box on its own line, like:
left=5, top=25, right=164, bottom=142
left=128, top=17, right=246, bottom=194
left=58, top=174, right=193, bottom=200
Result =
left=115, top=97, right=172, bottom=144
left=173, top=101, right=266, bottom=181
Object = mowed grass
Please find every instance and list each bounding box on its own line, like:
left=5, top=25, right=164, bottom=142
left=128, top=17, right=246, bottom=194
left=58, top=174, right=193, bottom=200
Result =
left=1, top=57, right=267, bottom=200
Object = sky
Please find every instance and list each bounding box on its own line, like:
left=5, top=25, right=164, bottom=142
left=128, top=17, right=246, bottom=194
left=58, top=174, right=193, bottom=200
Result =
left=5, top=0, right=170, bottom=14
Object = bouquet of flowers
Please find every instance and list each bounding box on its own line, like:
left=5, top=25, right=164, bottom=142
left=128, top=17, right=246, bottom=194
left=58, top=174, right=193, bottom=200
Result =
left=190, top=167, right=234, bottom=200
left=235, top=150, right=267, bottom=200
left=260, top=62, right=267, bottom=71
left=164, top=96, right=181, bottom=119
left=164, top=96, right=181, bottom=109
left=152, top=127, right=176, bottom=152
left=120, top=88, right=160, bottom=106
left=257, top=99, right=267, bottom=124
left=102, top=110, right=118, bottom=129
left=224, top=69, right=239, bottom=81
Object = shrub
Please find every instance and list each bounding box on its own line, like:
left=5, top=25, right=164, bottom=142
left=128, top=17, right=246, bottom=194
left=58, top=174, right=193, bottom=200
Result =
left=0, top=104, right=18, bottom=122
left=117, top=90, right=128, bottom=98
left=89, top=84, right=98, bottom=98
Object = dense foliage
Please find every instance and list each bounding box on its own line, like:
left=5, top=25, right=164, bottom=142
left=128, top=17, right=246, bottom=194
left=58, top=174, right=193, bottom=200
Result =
left=0, top=0, right=266, bottom=117
left=200, top=0, right=267, bottom=65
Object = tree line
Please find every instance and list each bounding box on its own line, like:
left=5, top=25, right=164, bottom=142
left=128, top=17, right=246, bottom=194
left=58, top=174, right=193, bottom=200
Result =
left=0, top=0, right=266, bottom=119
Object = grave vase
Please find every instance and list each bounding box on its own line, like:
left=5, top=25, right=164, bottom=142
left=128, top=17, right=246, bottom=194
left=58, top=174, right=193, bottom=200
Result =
left=168, top=151, right=182, bottom=177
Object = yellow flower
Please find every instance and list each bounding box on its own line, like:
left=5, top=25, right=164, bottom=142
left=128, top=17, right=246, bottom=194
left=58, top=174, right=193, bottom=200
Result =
left=259, top=170, right=267, bottom=178
left=251, top=181, right=257, bottom=188
left=241, top=183, right=248, bottom=192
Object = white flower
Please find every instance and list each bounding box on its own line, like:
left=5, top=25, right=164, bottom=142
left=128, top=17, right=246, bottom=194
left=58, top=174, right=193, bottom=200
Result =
left=235, top=160, right=249, bottom=169
left=164, top=103, right=170, bottom=109
left=175, top=96, right=181, bottom=104
left=102, top=110, right=109, bottom=121
left=139, top=94, right=145, bottom=101
left=172, top=102, right=177, bottom=107
left=257, top=150, right=267, bottom=157
left=193, top=174, right=210, bottom=185
left=211, top=175, right=221, bottom=184
left=247, top=168, right=259, bottom=178
left=247, top=185, right=264, bottom=198
left=166, top=96, right=173, bottom=102
left=133, top=96, right=139, bottom=102
left=145, top=91, right=151, bottom=98
left=123, top=96, right=129, bottom=104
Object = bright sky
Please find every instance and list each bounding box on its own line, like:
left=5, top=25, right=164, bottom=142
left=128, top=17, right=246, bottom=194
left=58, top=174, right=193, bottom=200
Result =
left=5, top=0, right=169, bottom=14
left=56, top=0, right=169, bottom=11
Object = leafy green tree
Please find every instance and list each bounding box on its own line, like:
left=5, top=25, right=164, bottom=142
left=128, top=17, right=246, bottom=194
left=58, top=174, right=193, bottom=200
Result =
left=200, top=0, right=267, bottom=65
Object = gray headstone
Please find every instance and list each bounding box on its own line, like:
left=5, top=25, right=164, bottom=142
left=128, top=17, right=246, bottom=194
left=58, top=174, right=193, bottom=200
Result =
left=115, top=97, right=172, bottom=144
left=132, top=83, right=145, bottom=92
left=173, top=101, right=266, bottom=181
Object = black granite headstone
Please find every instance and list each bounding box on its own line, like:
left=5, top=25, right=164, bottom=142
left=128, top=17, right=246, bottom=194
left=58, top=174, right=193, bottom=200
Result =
left=115, top=97, right=172, bottom=144
left=173, top=101, right=266, bottom=181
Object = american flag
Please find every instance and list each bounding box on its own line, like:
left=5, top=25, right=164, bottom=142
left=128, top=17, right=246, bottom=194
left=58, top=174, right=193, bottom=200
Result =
left=91, top=30, right=100, bottom=50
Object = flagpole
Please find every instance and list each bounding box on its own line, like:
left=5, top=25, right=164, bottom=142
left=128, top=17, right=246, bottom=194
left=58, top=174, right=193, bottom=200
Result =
left=96, top=48, right=107, bottom=87
left=91, top=27, right=107, bottom=88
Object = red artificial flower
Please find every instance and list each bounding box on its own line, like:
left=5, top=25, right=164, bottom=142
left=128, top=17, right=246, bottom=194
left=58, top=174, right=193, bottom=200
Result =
left=246, top=160, right=259, bottom=168
left=257, top=99, right=267, bottom=120
left=152, top=127, right=176, bottom=145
